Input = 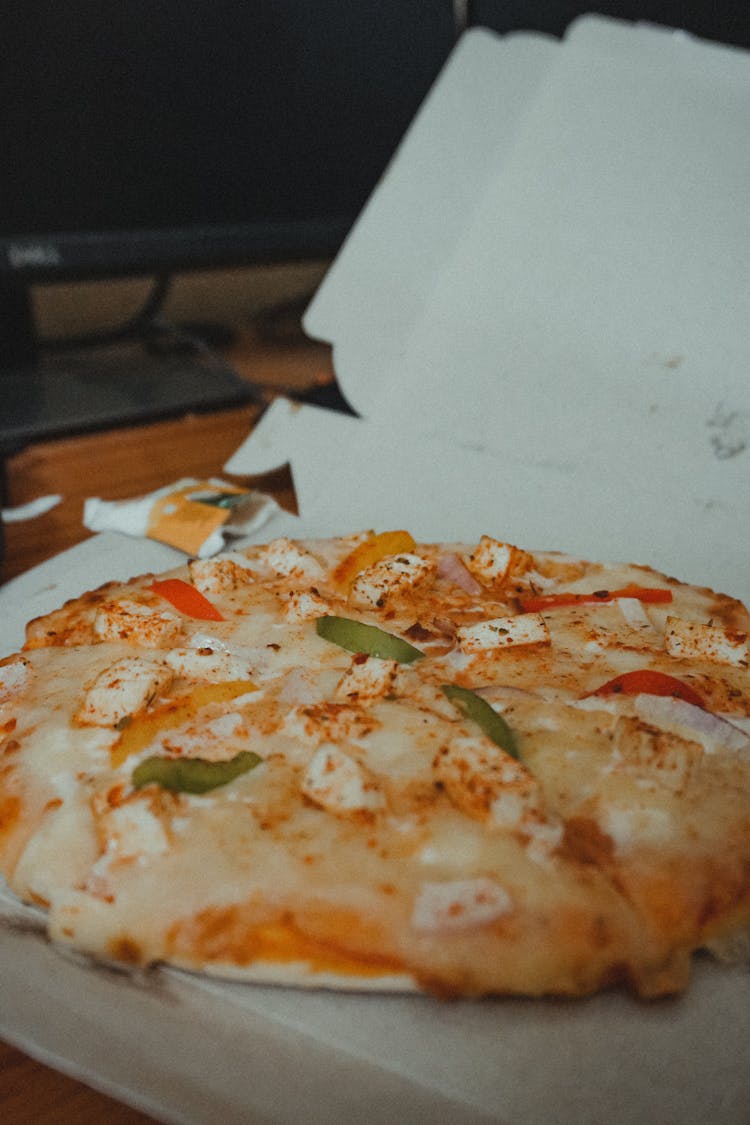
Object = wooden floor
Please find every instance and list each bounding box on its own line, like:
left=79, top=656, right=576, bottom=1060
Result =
left=0, top=1041, right=156, bottom=1125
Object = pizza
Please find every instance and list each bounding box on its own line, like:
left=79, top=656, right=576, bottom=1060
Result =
left=1, top=530, right=749, bottom=999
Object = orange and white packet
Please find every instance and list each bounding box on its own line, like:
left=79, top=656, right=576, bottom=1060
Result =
left=83, top=478, right=279, bottom=557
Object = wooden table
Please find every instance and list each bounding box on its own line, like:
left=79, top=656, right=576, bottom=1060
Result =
left=0, top=332, right=333, bottom=1122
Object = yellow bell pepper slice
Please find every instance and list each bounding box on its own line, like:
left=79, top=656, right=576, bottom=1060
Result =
left=332, top=530, right=416, bottom=590
left=111, top=679, right=257, bottom=768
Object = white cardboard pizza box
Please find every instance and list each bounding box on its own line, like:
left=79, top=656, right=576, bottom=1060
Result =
left=305, top=16, right=750, bottom=476
left=2, top=15, right=750, bottom=1125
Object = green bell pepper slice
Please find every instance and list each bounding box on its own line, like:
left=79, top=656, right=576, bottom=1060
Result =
left=132, top=750, right=262, bottom=794
left=316, top=615, right=424, bottom=664
left=441, top=684, right=519, bottom=759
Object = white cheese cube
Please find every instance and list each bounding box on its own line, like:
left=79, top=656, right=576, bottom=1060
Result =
left=434, top=735, right=561, bottom=863
left=334, top=656, right=399, bottom=703
left=282, top=703, right=378, bottom=747
left=261, top=538, right=325, bottom=582
left=599, top=805, right=674, bottom=853
left=165, top=646, right=254, bottom=683
left=301, top=743, right=384, bottom=815
left=282, top=589, right=331, bottom=623
left=96, top=793, right=170, bottom=862
left=456, top=612, right=549, bottom=654
left=665, top=616, right=748, bottom=666
left=434, top=735, right=537, bottom=827
left=0, top=656, right=33, bottom=705
left=189, top=552, right=258, bottom=595
left=76, top=656, right=173, bottom=727
left=465, top=536, right=529, bottom=586
left=162, top=711, right=250, bottom=761
left=349, top=553, right=435, bottom=608
left=411, top=877, right=512, bottom=933
left=93, top=599, right=184, bottom=648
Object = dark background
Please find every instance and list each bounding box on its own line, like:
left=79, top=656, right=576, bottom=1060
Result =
left=471, top=2, right=750, bottom=47
left=2, top=3, right=746, bottom=281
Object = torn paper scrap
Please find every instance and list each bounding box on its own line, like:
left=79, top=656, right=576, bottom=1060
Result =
left=1, top=495, right=62, bottom=523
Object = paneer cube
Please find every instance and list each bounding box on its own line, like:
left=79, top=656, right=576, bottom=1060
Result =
left=349, top=553, right=435, bottom=609
left=77, top=656, right=173, bottom=727
left=165, top=646, right=255, bottom=683
left=665, top=616, right=748, bottom=666
left=283, top=589, right=331, bottom=623
left=334, top=656, right=399, bottom=703
left=301, top=743, right=384, bottom=816
left=93, top=790, right=171, bottom=863
left=0, top=656, right=33, bottom=705
left=456, top=613, right=549, bottom=654
left=465, top=536, right=530, bottom=586
left=411, top=877, right=512, bottom=933
left=433, top=735, right=537, bottom=826
left=93, top=600, right=184, bottom=648
left=189, top=552, right=258, bottom=596
left=261, top=538, right=325, bottom=582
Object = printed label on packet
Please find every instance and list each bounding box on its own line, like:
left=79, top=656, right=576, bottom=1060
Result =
left=147, top=482, right=249, bottom=556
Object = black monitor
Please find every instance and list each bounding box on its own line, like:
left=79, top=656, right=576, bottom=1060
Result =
left=0, top=3, right=456, bottom=453
left=469, top=2, right=750, bottom=48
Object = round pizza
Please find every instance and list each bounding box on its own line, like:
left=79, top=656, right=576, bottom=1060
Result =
left=1, top=530, right=749, bottom=998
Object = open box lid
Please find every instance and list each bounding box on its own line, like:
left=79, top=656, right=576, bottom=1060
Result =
left=230, top=14, right=750, bottom=606
left=303, top=15, right=750, bottom=469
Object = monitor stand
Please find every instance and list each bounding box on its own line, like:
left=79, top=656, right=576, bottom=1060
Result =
left=0, top=279, right=257, bottom=457
left=0, top=339, right=257, bottom=457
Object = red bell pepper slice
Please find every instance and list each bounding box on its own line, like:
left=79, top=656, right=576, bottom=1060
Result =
left=150, top=578, right=224, bottom=621
left=587, top=669, right=704, bottom=708
left=519, top=584, right=673, bottom=613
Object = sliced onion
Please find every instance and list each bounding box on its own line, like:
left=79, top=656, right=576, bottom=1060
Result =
left=634, top=694, right=750, bottom=754
left=616, top=597, right=657, bottom=633
left=436, top=553, right=483, bottom=596
left=477, top=684, right=541, bottom=704
left=724, top=714, right=750, bottom=735
left=524, top=569, right=558, bottom=591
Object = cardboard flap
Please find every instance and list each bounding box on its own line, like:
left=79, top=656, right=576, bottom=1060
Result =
left=304, top=27, right=558, bottom=413
left=305, top=17, right=750, bottom=484
left=224, top=397, right=360, bottom=525
left=227, top=398, right=750, bottom=605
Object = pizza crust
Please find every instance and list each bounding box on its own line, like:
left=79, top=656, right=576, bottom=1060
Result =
left=1, top=533, right=750, bottom=998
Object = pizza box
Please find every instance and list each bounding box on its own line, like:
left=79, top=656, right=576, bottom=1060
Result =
left=3, top=14, right=750, bottom=1124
